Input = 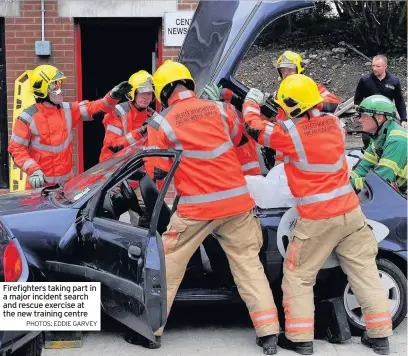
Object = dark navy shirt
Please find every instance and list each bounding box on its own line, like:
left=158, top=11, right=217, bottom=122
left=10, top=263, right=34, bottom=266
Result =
left=354, top=72, right=407, bottom=122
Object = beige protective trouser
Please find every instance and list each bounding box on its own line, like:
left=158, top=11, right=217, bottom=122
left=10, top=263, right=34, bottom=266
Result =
left=282, top=206, right=393, bottom=342
left=154, top=210, right=280, bottom=337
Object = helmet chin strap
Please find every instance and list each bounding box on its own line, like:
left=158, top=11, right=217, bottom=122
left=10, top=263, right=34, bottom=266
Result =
left=132, top=99, right=149, bottom=112
left=370, top=115, right=386, bottom=139
left=36, top=96, right=56, bottom=105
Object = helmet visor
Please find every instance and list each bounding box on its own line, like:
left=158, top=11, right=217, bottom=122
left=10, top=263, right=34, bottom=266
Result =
left=48, top=80, right=62, bottom=95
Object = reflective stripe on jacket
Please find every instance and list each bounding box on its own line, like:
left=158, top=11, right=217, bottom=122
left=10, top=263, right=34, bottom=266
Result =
left=143, top=123, right=171, bottom=180
left=273, top=83, right=339, bottom=163
left=244, top=101, right=359, bottom=219
left=224, top=102, right=261, bottom=176
left=99, top=101, right=148, bottom=162
left=153, top=90, right=255, bottom=220
left=351, top=121, right=407, bottom=193
left=9, top=92, right=118, bottom=188
left=236, top=130, right=262, bottom=175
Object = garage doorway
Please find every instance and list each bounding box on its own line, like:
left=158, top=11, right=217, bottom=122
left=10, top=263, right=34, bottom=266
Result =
left=78, top=18, right=161, bottom=171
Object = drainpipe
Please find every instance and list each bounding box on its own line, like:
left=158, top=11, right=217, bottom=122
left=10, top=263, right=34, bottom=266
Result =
left=41, top=0, right=45, bottom=42
left=35, top=0, right=51, bottom=56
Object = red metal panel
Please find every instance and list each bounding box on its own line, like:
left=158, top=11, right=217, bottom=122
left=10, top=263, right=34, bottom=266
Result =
left=155, top=24, right=163, bottom=113
left=75, top=23, right=84, bottom=174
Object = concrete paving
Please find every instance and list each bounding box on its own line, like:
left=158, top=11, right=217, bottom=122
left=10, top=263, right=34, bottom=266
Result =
left=44, top=304, right=407, bottom=356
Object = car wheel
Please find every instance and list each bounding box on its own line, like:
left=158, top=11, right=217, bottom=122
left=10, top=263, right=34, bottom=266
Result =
left=13, top=333, right=44, bottom=356
left=343, top=258, right=407, bottom=335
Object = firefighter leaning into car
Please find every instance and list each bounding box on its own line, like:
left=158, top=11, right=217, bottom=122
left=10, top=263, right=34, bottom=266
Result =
left=125, top=60, right=280, bottom=355
left=272, top=50, right=340, bottom=164
left=99, top=70, right=153, bottom=162
left=99, top=70, right=169, bottom=225
left=8, top=64, right=131, bottom=190
left=243, top=74, right=392, bottom=355
left=350, top=95, right=407, bottom=195
left=202, top=83, right=262, bottom=175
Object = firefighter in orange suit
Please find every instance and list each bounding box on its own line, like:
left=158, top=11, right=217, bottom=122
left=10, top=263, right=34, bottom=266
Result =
left=202, top=84, right=262, bottom=175
left=243, top=74, right=392, bottom=355
left=8, top=64, right=131, bottom=189
left=125, top=60, right=280, bottom=355
left=99, top=70, right=154, bottom=162
left=272, top=50, right=340, bottom=165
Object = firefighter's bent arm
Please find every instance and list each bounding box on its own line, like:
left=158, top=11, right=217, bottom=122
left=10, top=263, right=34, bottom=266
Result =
left=374, top=140, right=407, bottom=186
left=8, top=118, right=41, bottom=176
left=70, top=92, right=119, bottom=125
left=242, top=101, right=294, bottom=154
left=350, top=143, right=378, bottom=190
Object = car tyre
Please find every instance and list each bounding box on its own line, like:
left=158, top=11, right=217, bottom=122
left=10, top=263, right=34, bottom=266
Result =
left=13, top=333, right=44, bottom=356
left=343, top=258, right=407, bottom=335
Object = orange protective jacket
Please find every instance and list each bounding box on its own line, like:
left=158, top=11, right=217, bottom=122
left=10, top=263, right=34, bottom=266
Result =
left=244, top=101, right=358, bottom=220
left=223, top=98, right=261, bottom=176
left=9, top=92, right=118, bottom=189
left=143, top=124, right=171, bottom=180
left=99, top=102, right=148, bottom=162
left=150, top=90, right=255, bottom=220
left=274, top=83, right=340, bottom=162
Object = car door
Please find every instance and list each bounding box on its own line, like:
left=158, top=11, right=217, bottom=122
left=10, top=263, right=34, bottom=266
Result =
left=48, top=150, right=181, bottom=342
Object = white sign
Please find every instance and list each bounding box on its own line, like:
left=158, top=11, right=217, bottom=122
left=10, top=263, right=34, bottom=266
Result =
left=0, top=282, right=101, bottom=331
left=164, top=11, right=194, bottom=47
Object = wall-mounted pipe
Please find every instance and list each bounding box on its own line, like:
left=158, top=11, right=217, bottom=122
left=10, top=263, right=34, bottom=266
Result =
left=35, top=0, right=51, bottom=56
left=41, top=0, right=45, bottom=41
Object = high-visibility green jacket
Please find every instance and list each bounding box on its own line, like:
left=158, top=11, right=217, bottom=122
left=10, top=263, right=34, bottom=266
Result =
left=350, top=121, right=407, bottom=194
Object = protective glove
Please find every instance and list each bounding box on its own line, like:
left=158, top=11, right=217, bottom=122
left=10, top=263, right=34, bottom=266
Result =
left=202, top=83, right=222, bottom=101
left=153, top=167, right=168, bottom=181
left=245, top=88, right=265, bottom=106
left=108, top=145, right=125, bottom=153
left=28, top=170, right=45, bottom=189
left=260, top=147, right=276, bottom=170
left=110, top=81, right=133, bottom=100
left=139, top=124, right=148, bottom=137
left=244, top=122, right=262, bottom=142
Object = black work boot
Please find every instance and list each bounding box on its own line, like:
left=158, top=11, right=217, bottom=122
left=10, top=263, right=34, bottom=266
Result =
left=256, top=335, right=278, bottom=355
left=361, top=331, right=390, bottom=355
left=277, top=334, right=313, bottom=355
left=124, top=331, right=161, bottom=349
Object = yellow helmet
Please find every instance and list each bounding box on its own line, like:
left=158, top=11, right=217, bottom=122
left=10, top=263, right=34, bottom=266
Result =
left=275, top=74, right=323, bottom=119
left=276, top=50, right=305, bottom=78
left=30, top=65, right=67, bottom=99
left=127, top=70, right=154, bottom=101
left=152, top=60, right=195, bottom=105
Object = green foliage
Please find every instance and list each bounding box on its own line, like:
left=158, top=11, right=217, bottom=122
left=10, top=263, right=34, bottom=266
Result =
left=333, top=1, right=407, bottom=55
left=255, top=0, right=407, bottom=55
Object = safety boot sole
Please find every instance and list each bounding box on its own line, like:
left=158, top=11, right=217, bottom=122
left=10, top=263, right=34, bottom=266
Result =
left=256, top=337, right=277, bottom=355
left=361, top=333, right=390, bottom=355
left=277, top=334, right=313, bottom=355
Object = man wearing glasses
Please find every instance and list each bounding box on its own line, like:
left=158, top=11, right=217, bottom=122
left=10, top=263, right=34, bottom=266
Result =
left=8, top=64, right=132, bottom=189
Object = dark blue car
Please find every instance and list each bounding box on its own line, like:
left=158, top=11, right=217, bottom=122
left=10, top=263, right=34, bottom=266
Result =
left=0, top=0, right=406, bottom=348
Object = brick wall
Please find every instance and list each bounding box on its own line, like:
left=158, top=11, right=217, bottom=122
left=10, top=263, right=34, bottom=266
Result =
left=4, top=0, right=199, bottom=200
left=5, top=0, right=77, bottom=172
left=162, top=0, right=199, bottom=204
